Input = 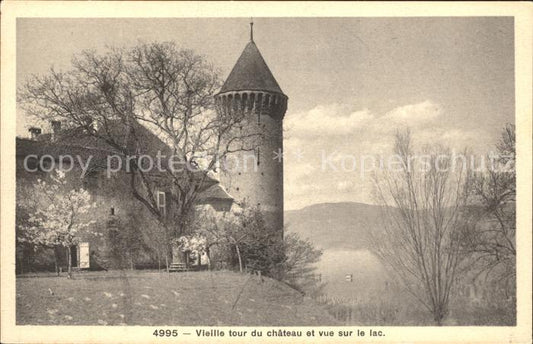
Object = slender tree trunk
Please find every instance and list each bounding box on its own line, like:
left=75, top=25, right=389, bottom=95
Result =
left=235, top=244, right=243, bottom=273
left=198, top=251, right=202, bottom=268
left=434, top=309, right=444, bottom=326
left=435, top=300, right=448, bottom=325
left=206, top=247, right=211, bottom=271
left=54, top=247, right=59, bottom=277
left=165, top=252, right=169, bottom=273
left=67, top=246, right=72, bottom=279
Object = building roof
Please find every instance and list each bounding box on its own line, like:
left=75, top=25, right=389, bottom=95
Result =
left=219, top=41, right=284, bottom=95
left=16, top=137, right=117, bottom=170
left=196, top=184, right=234, bottom=203
left=16, top=121, right=232, bottom=203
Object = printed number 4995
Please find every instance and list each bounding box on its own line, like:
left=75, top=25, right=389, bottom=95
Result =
left=153, top=329, right=178, bottom=337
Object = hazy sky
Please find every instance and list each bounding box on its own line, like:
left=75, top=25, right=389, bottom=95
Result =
left=17, top=17, right=514, bottom=209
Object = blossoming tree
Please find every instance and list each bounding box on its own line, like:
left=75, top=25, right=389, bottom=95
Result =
left=18, top=170, right=96, bottom=278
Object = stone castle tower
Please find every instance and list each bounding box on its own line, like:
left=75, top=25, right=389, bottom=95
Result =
left=215, top=23, right=287, bottom=234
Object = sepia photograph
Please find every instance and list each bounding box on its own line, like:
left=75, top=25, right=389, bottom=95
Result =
left=1, top=2, right=532, bottom=343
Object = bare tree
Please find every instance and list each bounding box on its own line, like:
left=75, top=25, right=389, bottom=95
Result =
left=18, top=42, right=260, bottom=269
left=126, top=43, right=259, bottom=235
left=371, top=130, right=471, bottom=325
left=461, top=124, right=515, bottom=290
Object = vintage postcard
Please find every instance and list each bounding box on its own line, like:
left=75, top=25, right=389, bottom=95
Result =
left=1, top=1, right=531, bottom=343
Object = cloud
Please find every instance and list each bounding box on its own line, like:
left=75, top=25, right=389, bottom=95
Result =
left=285, top=100, right=442, bottom=143
left=336, top=180, right=356, bottom=192
left=283, top=100, right=492, bottom=209
left=285, top=104, right=374, bottom=138
left=380, top=100, right=441, bottom=126
left=285, top=162, right=315, bottom=181
left=285, top=100, right=483, bottom=150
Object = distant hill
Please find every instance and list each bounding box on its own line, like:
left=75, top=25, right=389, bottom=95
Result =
left=285, top=202, right=392, bottom=300
left=285, top=202, right=386, bottom=251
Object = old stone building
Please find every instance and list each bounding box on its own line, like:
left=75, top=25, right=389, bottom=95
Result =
left=16, top=26, right=287, bottom=272
left=16, top=120, right=233, bottom=272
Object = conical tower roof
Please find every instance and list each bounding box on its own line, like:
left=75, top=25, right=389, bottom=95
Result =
left=219, top=41, right=284, bottom=94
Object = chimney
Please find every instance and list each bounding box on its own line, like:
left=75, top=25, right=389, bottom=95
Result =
left=50, top=120, right=61, bottom=141
left=28, top=127, right=42, bottom=140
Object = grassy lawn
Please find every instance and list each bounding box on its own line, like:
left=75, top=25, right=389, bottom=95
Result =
left=16, top=270, right=338, bottom=326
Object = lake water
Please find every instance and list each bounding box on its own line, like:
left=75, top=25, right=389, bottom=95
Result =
left=316, top=249, right=392, bottom=300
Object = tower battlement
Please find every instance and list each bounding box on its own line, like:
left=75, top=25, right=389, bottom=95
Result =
left=215, top=91, right=287, bottom=121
